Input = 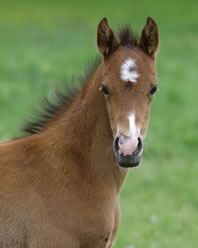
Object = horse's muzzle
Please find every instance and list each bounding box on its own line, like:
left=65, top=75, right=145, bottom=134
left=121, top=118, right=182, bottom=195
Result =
left=113, top=136, right=143, bottom=168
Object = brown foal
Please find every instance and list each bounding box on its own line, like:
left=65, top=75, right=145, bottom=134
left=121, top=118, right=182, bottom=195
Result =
left=0, top=17, right=159, bottom=247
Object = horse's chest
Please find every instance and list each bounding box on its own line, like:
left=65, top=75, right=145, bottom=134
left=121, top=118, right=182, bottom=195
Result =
left=78, top=206, right=115, bottom=248
left=80, top=228, right=112, bottom=248
left=44, top=183, right=117, bottom=247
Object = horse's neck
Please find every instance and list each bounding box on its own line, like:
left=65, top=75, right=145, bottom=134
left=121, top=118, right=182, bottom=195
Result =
left=45, top=67, right=128, bottom=193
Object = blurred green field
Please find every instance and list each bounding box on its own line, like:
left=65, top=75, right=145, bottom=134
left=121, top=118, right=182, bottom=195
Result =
left=0, top=0, right=198, bottom=247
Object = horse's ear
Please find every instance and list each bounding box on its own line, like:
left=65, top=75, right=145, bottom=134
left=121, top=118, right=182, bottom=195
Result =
left=97, top=17, right=118, bottom=58
left=139, top=17, right=159, bottom=58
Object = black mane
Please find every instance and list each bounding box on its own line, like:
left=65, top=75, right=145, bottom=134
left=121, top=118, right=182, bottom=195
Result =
left=118, top=26, right=138, bottom=48
left=23, top=56, right=101, bottom=135
left=23, top=25, right=137, bottom=135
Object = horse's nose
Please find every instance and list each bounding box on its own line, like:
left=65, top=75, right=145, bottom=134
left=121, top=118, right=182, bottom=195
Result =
left=113, top=135, right=143, bottom=168
left=114, top=134, right=143, bottom=156
left=117, top=134, right=141, bottom=156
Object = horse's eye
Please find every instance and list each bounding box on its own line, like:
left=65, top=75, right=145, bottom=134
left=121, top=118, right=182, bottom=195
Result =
left=99, top=84, right=110, bottom=96
left=149, top=86, right=158, bottom=96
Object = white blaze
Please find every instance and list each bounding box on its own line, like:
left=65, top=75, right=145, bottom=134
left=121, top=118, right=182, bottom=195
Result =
left=129, top=113, right=137, bottom=136
left=118, top=113, right=140, bottom=156
left=120, top=58, right=139, bottom=83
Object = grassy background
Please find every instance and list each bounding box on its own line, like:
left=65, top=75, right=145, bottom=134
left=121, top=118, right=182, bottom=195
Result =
left=0, top=0, right=198, bottom=247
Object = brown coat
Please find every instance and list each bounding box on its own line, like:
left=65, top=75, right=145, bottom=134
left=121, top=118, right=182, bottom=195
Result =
left=0, top=17, right=159, bottom=247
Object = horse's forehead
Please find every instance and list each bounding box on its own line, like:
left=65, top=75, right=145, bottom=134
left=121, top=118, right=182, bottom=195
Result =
left=105, top=47, right=155, bottom=81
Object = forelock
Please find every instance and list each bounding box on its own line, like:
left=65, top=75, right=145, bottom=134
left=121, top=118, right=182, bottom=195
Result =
left=118, top=26, right=138, bottom=48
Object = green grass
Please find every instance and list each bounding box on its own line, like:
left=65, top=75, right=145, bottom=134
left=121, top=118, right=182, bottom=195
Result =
left=0, top=0, right=198, bottom=247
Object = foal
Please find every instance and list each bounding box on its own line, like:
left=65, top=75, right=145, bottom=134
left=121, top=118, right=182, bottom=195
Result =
left=0, top=17, right=159, bottom=247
